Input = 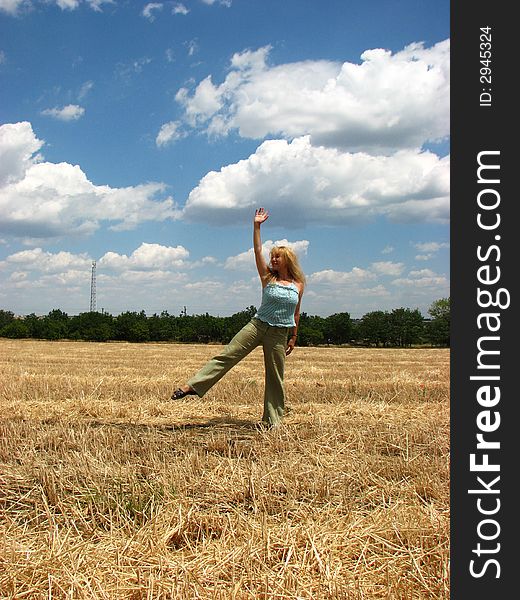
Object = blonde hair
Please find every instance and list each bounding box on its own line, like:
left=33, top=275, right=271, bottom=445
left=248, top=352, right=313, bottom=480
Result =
left=266, top=246, right=306, bottom=287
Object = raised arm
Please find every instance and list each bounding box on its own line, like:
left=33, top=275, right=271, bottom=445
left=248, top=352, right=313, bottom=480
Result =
left=253, top=207, right=269, bottom=285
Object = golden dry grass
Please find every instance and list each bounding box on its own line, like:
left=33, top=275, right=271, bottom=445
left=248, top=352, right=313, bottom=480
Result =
left=0, top=339, right=449, bottom=599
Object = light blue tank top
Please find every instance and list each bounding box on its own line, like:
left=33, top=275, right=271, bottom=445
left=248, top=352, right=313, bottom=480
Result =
left=255, top=282, right=299, bottom=328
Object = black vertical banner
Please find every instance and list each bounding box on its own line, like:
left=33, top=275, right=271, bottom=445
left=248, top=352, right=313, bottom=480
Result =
left=451, top=2, right=515, bottom=598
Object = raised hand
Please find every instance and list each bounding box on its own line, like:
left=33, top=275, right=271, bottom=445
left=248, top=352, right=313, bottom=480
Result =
left=254, top=207, right=269, bottom=224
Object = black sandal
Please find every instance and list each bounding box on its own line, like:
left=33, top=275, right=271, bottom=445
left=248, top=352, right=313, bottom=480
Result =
left=170, top=387, right=197, bottom=400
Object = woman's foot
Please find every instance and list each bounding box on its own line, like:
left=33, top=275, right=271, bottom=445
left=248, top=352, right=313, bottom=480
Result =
left=170, top=385, right=197, bottom=400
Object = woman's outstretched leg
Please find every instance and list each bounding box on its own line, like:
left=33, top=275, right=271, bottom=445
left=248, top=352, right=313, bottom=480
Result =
left=183, top=319, right=262, bottom=398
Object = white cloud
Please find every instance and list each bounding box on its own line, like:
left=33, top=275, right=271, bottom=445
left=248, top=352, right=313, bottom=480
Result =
left=142, top=2, right=163, bottom=21
left=85, top=0, right=112, bottom=11
left=370, top=261, right=405, bottom=276
left=8, top=270, right=28, bottom=283
left=0, top=50, right=6, bottom=64
left=58, top=0, right=112, bottom=10
left=172, top=2, right=188, bottom=15
left=0, top=246, right=188, bottom=314
left=0, top=243, right=199, bottom=314
left=183, top=136, right=449, bottom=226
left=224, top=239, right=309, bottom=271
left=185, top=39, right=198, bottom=57
left=201, top=0, right=232, bottom=6
left=414, top=241, right=450, bottom=252
left=381, top=245, right=394, bottom=255
left=0, top=0, right=27, bottom=14
left=413, top=240, right=449, bottom=260
left=99, top=243, right=189, bottom=271
left=156, top=121, right=183, bottom=147
left=408, top=268, right=437, bottom=278
left=0, top=0, right=112, bottom=14
left=309, top=268, right=375, bottom=285
left=0, top=121, right=44, bottom=186
left=41, top=104, right=85, bottom=121
left=78, top=80, right=94, bottom=100
left=176, top=40, right=449, bottom=153
left=185, top=280, right=223, bottom=291
left=0, top=247, right=91, bottom=272
left=0, top=121, right=181, bottom=240
left=56, top=0, right=80, bottom=8
left=176, top=76, right=223, bottom=126
left=392, top=268, right=449, bottom=289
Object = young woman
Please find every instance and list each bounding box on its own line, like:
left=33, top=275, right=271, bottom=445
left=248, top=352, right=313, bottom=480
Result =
left=170, top=207, right=305, bottom=428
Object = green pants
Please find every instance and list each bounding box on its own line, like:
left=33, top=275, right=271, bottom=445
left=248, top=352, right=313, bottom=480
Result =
left=187, top=318, right=289, bottom=425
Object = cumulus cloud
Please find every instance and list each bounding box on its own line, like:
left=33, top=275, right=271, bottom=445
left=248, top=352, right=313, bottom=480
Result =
left=224, top=239, right=309, bottom=271
left=0, top=247, right=91, bottom=272
left=85, top=0, right=112, bottom=10
left=55, top=0, right=80, bottom=8
left=201, top=0, right=232, bottom=7
left=0, top=122, right=181, bottom=240
left=0, top=245, right=188, bottom=314
left=172, top=2, right=188, bottom=15
left=176, top=76, right=222, bottom=126
left=156, top=121, right=184, bottom=147
left=309, top=268, right=375, bottom=285
left=41, top=104, right=85, bottom=121
left=413, top=240, right=450, bottom=260
left=392, top=268, right=449, bottom=289
left=414, top=241, right=450, bottom=252
left=301, top=261, right=449, bottom=317
left=99, top=243, right=189, bottom=271
left=0, top=0, right=112, bottom=14
left=0, top=121, right=44, bottom=186
left=183, top=136, right=449, bottom=226
left=1, top=243, right=190, bottom=281
left=0, top=0, right=26, bottom=14
left=176, top=40, right=449, bottom=153
left=142, top=2, right=163, bottom=21
left=370, top=261, right=405, bottom=276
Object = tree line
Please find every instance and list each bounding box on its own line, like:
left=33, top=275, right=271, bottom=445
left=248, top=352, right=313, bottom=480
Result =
left=0, top=298, right=449, bottom=347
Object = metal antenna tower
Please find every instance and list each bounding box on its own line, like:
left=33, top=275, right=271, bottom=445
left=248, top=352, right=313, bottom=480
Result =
left=90, top=260, right=97, bottom=312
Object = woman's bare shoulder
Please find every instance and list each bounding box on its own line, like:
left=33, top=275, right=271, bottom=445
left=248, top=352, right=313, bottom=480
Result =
left=294, top=281, right=304, bottom=295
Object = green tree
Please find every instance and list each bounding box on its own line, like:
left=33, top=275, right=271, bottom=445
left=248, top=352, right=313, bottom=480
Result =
left=115, top=311, right=150, bottom=342
left=23, top=313, right=44, bottom=338
left=148, top=312, right=177, bottom=341
left=358, top=311, right=391, bottom=347
left=40, top=309, right=70, bottom=340
left=426, top=297, right=450, bottom=346
left=192, top=313, right=225, bottom=343
left=1, top=319, right=30, bottom=338
left=323, top=312, right=353, bottom=345
left=0, top=310, right=15, bottom=330
left=389, top=308, right=424, bottom=347
left=297, top=313, right=325, bottom=346
left=69, top=311, right=115, bottom=341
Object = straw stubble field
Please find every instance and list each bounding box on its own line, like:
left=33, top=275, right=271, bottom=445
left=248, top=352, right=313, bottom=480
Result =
left=0, top=339, right=449, bottom=599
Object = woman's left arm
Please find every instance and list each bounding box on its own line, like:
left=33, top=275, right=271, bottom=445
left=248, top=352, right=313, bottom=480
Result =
left=286, top=287, right=303, bottom=356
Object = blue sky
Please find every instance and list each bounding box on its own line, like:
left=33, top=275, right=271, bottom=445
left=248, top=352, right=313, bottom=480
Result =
left=0, top=0, right=450, bottom=318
